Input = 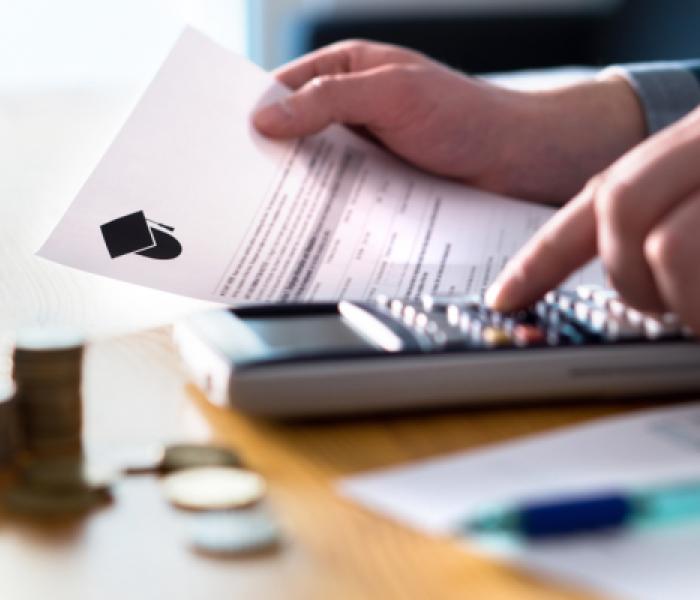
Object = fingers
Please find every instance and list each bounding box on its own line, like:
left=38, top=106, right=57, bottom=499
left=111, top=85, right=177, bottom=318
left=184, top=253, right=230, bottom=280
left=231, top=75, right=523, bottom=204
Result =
left=253, top=66, right=407, bottom=138
left=488, top=107, right=700, bottom=314
left=485, top=180, right=598, bottom=311
left=644, top=188, right=700, bottom=334
left=590, top=113, right=700, bottom=310
left=272, top=39, right=427, bottom=90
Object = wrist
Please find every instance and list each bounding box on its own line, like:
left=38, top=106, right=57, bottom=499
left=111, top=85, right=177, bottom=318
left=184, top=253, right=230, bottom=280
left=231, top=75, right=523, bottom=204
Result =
left=482, top=76, right=646, bottom=205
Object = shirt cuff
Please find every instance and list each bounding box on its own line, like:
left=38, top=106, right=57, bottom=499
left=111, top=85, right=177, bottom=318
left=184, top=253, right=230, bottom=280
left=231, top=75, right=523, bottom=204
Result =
left=599, top=61, right=700, bottom=135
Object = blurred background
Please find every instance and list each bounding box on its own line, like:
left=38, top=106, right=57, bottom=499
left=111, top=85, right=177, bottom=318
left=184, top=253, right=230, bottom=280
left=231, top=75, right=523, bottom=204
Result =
left=3, top=0, right=700, bottom=92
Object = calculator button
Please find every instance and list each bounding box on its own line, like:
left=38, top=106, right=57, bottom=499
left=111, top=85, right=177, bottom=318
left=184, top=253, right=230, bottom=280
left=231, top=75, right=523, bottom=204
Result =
left=374, top=293, right=390, bottom=308
left=489, top=311, right=504, bottom=327
left=468, top=320, right=484, bottom=343
left=414, top=312, right=429, bottom=329
left=558, top=295, right=574, bottom=311
left=501, top=317, right=516, bottom=335
left=626, top=307, right=644, bottom=327
left=421, top=294, right=480, bottom=312
left=458, top=312, right=472, bottom=332
left=535, top=301, right=550, bottom=320
left=390, top=299, right=404, bottom=317
left=513, top=324, right=546, bottom=346
left=643, top=316, right=682, bottom=340
left=590, top=289, right=618, bottom=308
left=608, top=299, right=627, bottom=318
left=545, top=308, right=562, bottom=328
left=420, top=295, right=436, bottom=312
left=430, top=330, right=448, bottom=346
left=604, top=316, right=644, bottom=341
left=425, top=320, right=439, bottom=335
left=576, top=285, right=603, bottom=301
left=573, top=300, right=592, bottom=322
left=544, top=291, right=558, bottom=305
left=402, top=305, right=417, bottom=326
left=588, top=308, right=608, bottom=332
left=446, top=304, right=462, bottom=326
left=482, top=327, right=512, bottom=347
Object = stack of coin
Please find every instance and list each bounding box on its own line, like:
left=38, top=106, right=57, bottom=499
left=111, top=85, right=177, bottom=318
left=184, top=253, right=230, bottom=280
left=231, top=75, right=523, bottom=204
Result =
left=158, top=444, right=282, bottom=555
left=12, top=328, right=84, bottom=456
left=3, top=456, right=113, bottom=516
left=0, top=380, right=21, bottom=465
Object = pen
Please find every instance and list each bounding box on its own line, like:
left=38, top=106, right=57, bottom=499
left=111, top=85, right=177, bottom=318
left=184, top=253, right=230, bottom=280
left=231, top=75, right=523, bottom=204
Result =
left=460, top=479, right=700, bottom=540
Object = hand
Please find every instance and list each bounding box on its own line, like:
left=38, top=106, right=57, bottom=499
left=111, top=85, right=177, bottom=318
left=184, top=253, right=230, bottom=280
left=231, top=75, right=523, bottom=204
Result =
left=253, top=40, right=645, bottom=204
left=486, top=102, right=700, bottom=334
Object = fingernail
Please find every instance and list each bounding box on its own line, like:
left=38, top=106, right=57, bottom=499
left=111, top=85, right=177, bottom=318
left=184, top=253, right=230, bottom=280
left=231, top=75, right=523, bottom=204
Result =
left=253, top=99, right=293, bottom=133
left=486, top=268, right=521, bottom=311
left=484, top=280, right=504, bottom=309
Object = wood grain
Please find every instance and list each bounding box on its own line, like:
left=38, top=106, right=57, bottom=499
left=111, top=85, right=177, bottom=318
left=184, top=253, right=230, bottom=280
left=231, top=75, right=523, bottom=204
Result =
left=0, top=87, right=649, bottom=600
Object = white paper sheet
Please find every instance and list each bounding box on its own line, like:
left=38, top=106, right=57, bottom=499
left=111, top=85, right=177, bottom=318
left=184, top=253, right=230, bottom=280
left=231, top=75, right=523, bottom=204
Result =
left=38, top=28, right=603, bottom=303
left=340, top=403, right=700, bottom=600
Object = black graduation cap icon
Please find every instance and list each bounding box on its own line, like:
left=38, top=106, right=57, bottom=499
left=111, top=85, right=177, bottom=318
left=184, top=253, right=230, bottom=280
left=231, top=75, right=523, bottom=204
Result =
left=100, top=211, right=182, bottom=260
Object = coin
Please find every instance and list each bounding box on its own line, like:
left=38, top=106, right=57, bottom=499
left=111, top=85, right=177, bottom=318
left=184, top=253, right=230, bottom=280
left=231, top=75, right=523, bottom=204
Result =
left=3, top=485, right=108, bottom=516
left=0, top=380, right=20, bottom=464
left=187, top=508, right=281, bottom=555
left=12, top=326, right=84, bottom=456
left=161, top=443, right=242, bottom=472
left=161, top=467, right=265, bottom=510
left=20, top=456, right=114, bottom=493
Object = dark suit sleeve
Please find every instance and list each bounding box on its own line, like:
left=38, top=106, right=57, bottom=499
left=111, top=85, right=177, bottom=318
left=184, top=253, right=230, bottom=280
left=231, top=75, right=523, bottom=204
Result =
left=600, top=61, right=700, bottom=135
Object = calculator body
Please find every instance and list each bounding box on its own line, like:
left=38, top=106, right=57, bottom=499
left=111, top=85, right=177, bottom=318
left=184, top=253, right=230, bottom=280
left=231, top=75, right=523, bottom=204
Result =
left=173, top=291, right=700, bottom=417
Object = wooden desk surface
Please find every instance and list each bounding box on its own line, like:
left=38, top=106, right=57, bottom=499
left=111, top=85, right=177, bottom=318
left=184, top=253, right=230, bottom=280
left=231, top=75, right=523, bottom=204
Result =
left=0, top=87, right=651, bottom=600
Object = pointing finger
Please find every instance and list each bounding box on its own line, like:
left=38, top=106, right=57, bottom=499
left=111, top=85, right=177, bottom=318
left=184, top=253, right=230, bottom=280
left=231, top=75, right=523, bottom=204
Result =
left=486, top=180, right=599, bottom=311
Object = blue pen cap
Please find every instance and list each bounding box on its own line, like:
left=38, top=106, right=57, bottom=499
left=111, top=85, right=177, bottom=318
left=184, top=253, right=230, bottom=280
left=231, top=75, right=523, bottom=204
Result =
left=519, top=493, right=632, bottom=538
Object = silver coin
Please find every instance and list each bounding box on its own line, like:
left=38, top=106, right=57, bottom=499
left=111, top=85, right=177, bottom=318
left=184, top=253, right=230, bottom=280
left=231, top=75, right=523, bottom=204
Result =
left=161, top=466, right=265, bottom=510
left=187, top=508, right=281, bottom=555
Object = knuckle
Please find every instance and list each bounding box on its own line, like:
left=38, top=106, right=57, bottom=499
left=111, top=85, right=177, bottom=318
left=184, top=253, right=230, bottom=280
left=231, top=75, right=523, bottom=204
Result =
left=593, top=176, right=641, bottom=234
left=309, top=74, right=339, bottom=98
left=328, top=39, right=372, bottom=65
left=644, top=225, right=688, bottom=275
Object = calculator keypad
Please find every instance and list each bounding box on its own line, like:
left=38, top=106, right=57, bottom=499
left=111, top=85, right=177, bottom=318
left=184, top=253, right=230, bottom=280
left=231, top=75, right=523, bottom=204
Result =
left=373, top=285, right=691, bottom=351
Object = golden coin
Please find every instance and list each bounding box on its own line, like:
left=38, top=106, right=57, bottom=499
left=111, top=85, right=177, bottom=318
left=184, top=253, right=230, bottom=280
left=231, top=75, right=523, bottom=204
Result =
left=3, top=486, right=108, bottom=516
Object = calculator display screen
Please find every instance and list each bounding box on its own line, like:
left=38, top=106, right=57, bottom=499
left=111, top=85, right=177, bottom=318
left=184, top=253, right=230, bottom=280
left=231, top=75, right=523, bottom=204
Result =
left=246, top=315, right=373, bottom=353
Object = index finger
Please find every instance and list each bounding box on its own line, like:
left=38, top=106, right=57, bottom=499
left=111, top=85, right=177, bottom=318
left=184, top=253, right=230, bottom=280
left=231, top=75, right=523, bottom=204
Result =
left=485, top=181, right=599, bottom=311
left=273, top=40, right=427, bottom=90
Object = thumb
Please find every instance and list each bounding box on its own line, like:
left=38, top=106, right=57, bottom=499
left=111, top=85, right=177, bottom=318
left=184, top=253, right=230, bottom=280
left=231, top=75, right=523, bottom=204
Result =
left=253, top=67, right=395, bottom=138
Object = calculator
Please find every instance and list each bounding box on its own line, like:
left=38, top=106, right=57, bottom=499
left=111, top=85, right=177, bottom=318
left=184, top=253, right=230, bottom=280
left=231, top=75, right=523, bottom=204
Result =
left=173, top=286, right=700, bottom=417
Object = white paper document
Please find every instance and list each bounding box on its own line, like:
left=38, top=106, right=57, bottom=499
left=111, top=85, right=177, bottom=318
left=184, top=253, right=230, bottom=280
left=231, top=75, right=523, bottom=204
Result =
left=39, top=28, right=603, bottom=303
left=340, top=403, right=700, bottom=600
